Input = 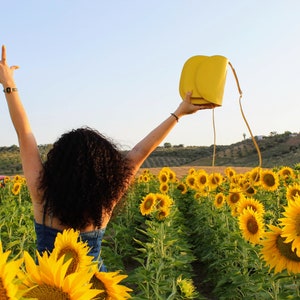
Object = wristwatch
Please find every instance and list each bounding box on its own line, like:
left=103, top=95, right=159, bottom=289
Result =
left=3, top=87, right=18, bottom=93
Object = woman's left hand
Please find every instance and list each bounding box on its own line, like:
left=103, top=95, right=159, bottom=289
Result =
left=0, top=45, right=19, bottom=86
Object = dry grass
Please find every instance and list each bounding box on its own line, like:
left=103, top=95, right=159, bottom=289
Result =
left=138, top=166, right=252, bottom=179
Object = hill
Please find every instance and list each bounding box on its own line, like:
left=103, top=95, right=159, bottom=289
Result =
left=0, top=132, right=299, bottom=175
left=141, top=131, right=300, bottom=169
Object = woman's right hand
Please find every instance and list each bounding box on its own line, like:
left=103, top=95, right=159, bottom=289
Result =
left=173, top=91, right=215, bottom=118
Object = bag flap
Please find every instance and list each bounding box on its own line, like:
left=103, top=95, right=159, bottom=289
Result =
left=179, top=55, right=228, bottom=106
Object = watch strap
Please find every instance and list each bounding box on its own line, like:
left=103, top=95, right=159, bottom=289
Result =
left=3, top=87, right=18, bottom=93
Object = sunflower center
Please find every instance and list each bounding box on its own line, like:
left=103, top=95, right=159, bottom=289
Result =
left=210, top=176, right=219, bottom=185
left=199, top=176, right=207, bottom=185
left=177, top=184, right=184, bottom=192
left=276, top=236, right=300, bottom=262
left=0, top=279, right=8, bottom=300
left=247, top=216, right=258, bottom=234
left=188, top=177, right=195, bottom=186
left=230, top=193, right=240, bottom=204
left=263, top=174, right=275, bottom=187
left=158, top=210, right=167, bottom=220
left=25, top=284, right=70, bottom=300
left=295, top=214, right=300, bottom=236
left=144, top=199, right=154, bottom=210
left=91, top=275, right=107, bottom=299
left=161, top=184, right=168, bottom=192
left=157, top=199, right=165, bottom=208
left=58, top=247, right=79, bottom=275
left=217, top=196, right=223, bottom=205
left=160, top=174, right=168, bottom=182
left=248, top=204, right=257, bottom=212
left=282, top=170, right=291, bottom=177
left=251, top=172, right=260, bottom=182
left=291, top=189, right=300, bottom=199
left=245, top=186, right=255, bottom=195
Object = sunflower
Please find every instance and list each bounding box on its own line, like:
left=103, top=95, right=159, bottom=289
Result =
left=52, top=228, right=94, bottom=275
left=158, top=167, right=176, bottom=184
left=249, top=167, right=262, bottom=187
left=159, top=167, right=176, bottom=183
left=239, top=208, right=264, bottom=245
left=195, top=170, right=208, bottom=191
left=185, top=174, right=197, bottom=190
left=0, top=241, right=23, bottom=300
left=4, top=176, right=10, bottom=184
left=158, top=171, right=169, bottom=184
left=22, top=251, right=100, bottom=300
left=142, top=174, right=150, bottom=183
left=137, top=175, right=144, bottom=183
left=237, top=197, right=265, bottom=216
left=141, top=169, right=151, bottom=176
left=188, top=168, right=196, bottom=175
left=231, top=206, right=239, bottom=217
left=159, top=182, right=169, bottom=194
left=278, top=166, right=296, bottom=180
left=194, top=192, right=202, bottom=201
left=176, top=182, right=188, bottom=194
left=227, top=188, right=244, bottom=209
left=176, top=276, right=198, bottom=299
left=13, top=174, right=23, bottom=182
left=286, top=183, right=300, bottom=202
left=156, top=207, right=171, bottom=221
left=241, top=181, right=256, bottom=197
left=168, top=169, right=177, bottom=183
left=208, top=173, right=223, bottom=190
left=90, top=271, right=132, bottom=299
left=140, top=193, right=157, bottom=215
left=225, top=167, right=236, bottom=179
left=155, top=193, right=173, bottom=210
left=260, top=225, right=300, bottom=274
left=228, top=174, right=242, bottom=187
left=11, top=182, right=21, bottom=195
left=279, top=196, right=300, bottom=257
left=260, top=169, right=279, bottom=192
left=214, top=192, right=226, bottom=209
left=237, top=176, right=247, bottom=191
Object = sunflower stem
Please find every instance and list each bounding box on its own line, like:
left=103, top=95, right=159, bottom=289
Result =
left=271, top=278, right=279, bottom=300
left=294, top=275, right=300, bottom=296
left=276, top=190, right=281, bottom=221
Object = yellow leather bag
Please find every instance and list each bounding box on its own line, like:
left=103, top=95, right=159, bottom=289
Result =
left=179, top=55, right=229, bottom=106
left=179, top=54, right=262, bottom=169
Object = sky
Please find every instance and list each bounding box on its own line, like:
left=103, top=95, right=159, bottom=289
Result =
left=0, top=1, right=299, bottom=149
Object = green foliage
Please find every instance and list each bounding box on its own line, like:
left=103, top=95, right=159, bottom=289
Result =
left=0, top=144, right=52, bottom=175
left=102, top=175, right=201, bottom=299
left=0, top=176, right=35, bottom=259
left=2, top=164, right=300, bottom=299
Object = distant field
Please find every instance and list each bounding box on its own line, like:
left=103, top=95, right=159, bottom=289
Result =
left=138, top=166, right=253, bottom=179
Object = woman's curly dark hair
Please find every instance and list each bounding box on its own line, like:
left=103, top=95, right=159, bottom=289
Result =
left=39, top=127, right=133, bottom=230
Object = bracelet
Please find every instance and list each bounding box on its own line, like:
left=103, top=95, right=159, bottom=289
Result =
left=3, top=87, right=18, bottom=94
left=170, top=113, right=179, bottom=122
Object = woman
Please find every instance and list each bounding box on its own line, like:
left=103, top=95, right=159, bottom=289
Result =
left=0, top=45, right=212, bottom=270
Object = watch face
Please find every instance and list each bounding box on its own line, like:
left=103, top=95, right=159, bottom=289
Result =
left=6, top=87, right=11, bottom=93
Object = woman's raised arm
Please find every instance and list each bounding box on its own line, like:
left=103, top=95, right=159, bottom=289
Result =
left=0, top=45, right=42, bottom=203
left=126, top=92, right=213, bottom=175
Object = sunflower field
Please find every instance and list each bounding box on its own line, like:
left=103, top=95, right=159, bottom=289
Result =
left=1, top=164, right=300, bottom=299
